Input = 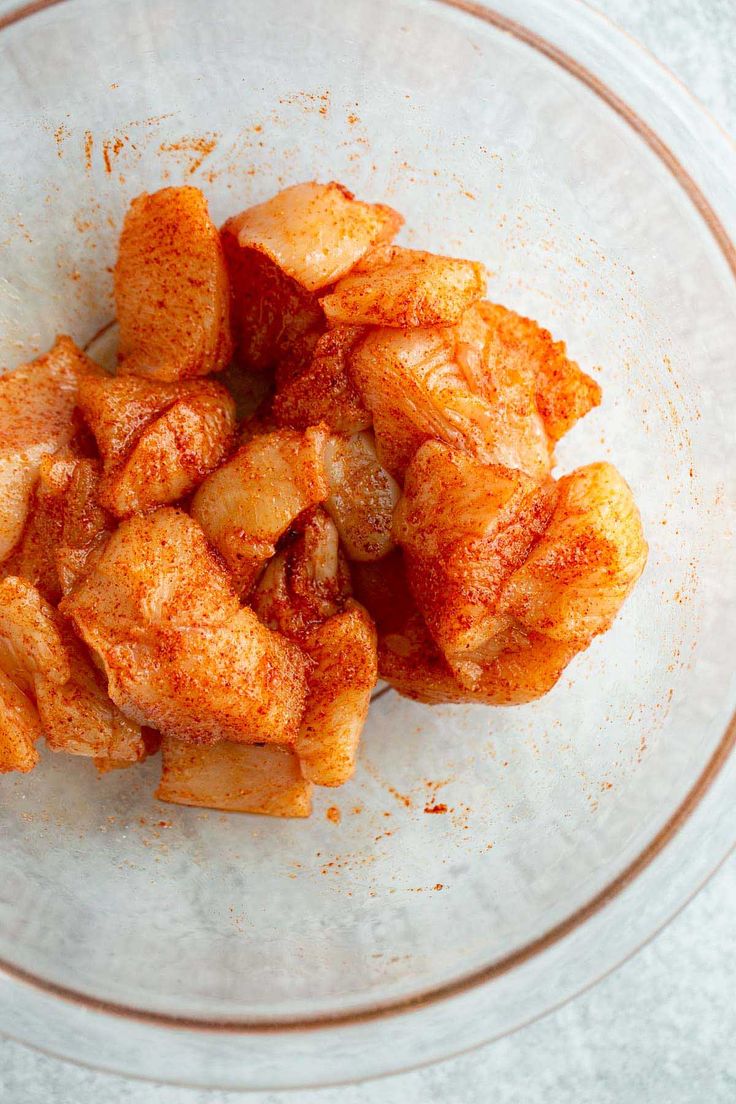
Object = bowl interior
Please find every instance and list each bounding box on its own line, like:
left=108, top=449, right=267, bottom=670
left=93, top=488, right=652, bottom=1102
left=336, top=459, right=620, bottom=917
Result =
left=1, top=0, right=735, bottom=1028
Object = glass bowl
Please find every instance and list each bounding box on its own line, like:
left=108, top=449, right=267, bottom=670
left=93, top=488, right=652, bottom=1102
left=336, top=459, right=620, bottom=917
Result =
left=1, top=0, right=735, bottom=1090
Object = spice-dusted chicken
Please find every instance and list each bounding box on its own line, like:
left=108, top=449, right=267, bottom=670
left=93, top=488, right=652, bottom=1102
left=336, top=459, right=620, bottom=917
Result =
left=0, top=670, right=43, bottom=774
left=349, top=324, right=550, bottom=480
left=352, top=553, right=576, bottom=705
left=221, top=235, right=324, bottom=373
left=0, top=336, right=98, bottom=564
left=226, top=181, right=403, bottom=293
left=115, top=186, right=232, bottom=381
left=157, top=738, right=312, bottom=817
left=295, top=603, right=377, bottom=786
left=453, top=302, right=553, bottom=476
left=62, top=508, right=308, bottom=746
left=36, top=618, right=150, bottom=767
left=348, top=300, right=598, bottom=484
left=252, top=509, right=352, bottom=641
left=393, top=441, right=558, bottom=687
left=323, top=431, right=400, bottom=562
left=272, top=325, right=371, bottom=434
left=54, top=458, right=116, bottom=597
left=0, top=576, right=148, bottom=771
left=394, top=445, right=647, bottom=688
left=474, top=302, right=601, bottom=444
left=0, top=177, right=648, bottom=817
left=252, top=509, right=377, bottom=786
left=493, top=462, right=648, bottom=645
left=5, top=450, right=116, bottom=602
left=320, top=244, right=486, bottom=328
left=77, top=374, right=235, bottom=516
left=4, top=450, right=79, bottom=603
left=223, top=181, right=402, bottom=371
left=192, top=426, right=329, bottom=593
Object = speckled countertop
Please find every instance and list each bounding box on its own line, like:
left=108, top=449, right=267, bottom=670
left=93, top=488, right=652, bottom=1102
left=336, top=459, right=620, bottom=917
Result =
left=2, top=1, right=736, bottom=1101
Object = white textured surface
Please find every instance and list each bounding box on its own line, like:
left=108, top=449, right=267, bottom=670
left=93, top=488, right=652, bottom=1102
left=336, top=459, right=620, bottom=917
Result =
left=2, top=0, right=736, bottom=1100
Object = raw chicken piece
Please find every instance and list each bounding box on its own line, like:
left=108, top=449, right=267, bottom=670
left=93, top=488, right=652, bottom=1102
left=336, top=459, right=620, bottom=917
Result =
left=496, top=462, right=648, bottom=644
left=5, top=450, right=115, bottom=602
left=54, top=458, right=115, bottom=596
left=3, top=450, right=78, bottom=603
left=156, top=738, right=312, bottom=817
left=252, top=510, right=377, bottom=786
left=63, top=508, right=307, bottom=746
left=0, top=575, right=70, bottom=691
left=252, top=509, right=351, bottom=641
left=475, top=302, right=601, bottom=443
left=392, top=454, right=646, bottom=692
left=321, top=244, right=486, bottom=328
left=272, top=325, right=372, bottom=433
left=36, top=620, right=148, bottom=763
left=454, top=302, right=552, bottom=476
left=221, top=232, right=325, bottom=372
left=295, top=603, right=377, bottom=786
left=225, top=181, right=403, bottom=292
left=352, top=553, right=575, bottom=705
left=0, top=336, right=97, bottom=563
left=77, top=374, right=235, bottom=516
left=0, top=576, right=149, bottom=768
left=76, top=374, right=175, bottom=465
left=349, top=324, right=550, bottom=480
left=191, top=426, right=329, bottom=593
left=0, top=671, right=42, bottom=773
left=323, top=431, right=400, bottom=561
left=394, top=441, right=557, bottom=686
left=221, top=181, right=401, bottom=373
left=115, top=186, right=232, bottom=381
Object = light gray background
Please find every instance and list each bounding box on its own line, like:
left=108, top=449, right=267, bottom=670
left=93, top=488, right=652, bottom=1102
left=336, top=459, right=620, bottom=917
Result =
left=2, top=0, right=735, bottom=1100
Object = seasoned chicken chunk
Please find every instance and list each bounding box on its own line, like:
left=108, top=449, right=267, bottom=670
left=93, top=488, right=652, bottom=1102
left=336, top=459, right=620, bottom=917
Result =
left=191, top=426, right=328, bottom=593
left=156, top=738, right=312, bottom=817
left=55, top=458, right=115, bottom=596
left=394, top=442, right=557, bottom=686
left=324, top=431, right=400, bottom=561
left=272, top=325, right=372, bottom=433
left=454, top=302, right=552, bottom=475
left=496, top=462, right=648, bottom=644
left=394, top=451, right=646, bottom=691
left=0, top=575, right=70, bottom=690
left=77, top=374, right=235, bottom=517
left=252, top=510, right=376, bottom=786
left=252, top=509, right=351, bottom=636
left=221, top=232, right=325, bottom=372
left=5, top=450, right=115, bottom=602
left=353, top=553, right=575, bottom=705
left=221, top=181, right=401, bottom=373
left=476, top=302, right=601, bottom=443
left=0, top=576, right=148, bottom=768
left=0, top=336, right=97, bottom=563
left=0, top=671, right=42, bottom=774
left=4, top=450, right=78, bottom=603
left=225, top=181, right=403, bottom=292
left=115, top=186, right=232, bottom=381
left=63, top=508, right=307, bottom=746
left=349, top=324, right=550, bottom=480
left=296, top=603, right=377, bottom=786
left=36, top=621, right=149, bottom=763
left=321, top=244, right=486, bottom=328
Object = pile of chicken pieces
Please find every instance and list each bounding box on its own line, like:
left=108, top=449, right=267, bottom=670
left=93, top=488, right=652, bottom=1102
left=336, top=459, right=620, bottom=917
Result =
left=0, top=181, right=647, bottom=816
